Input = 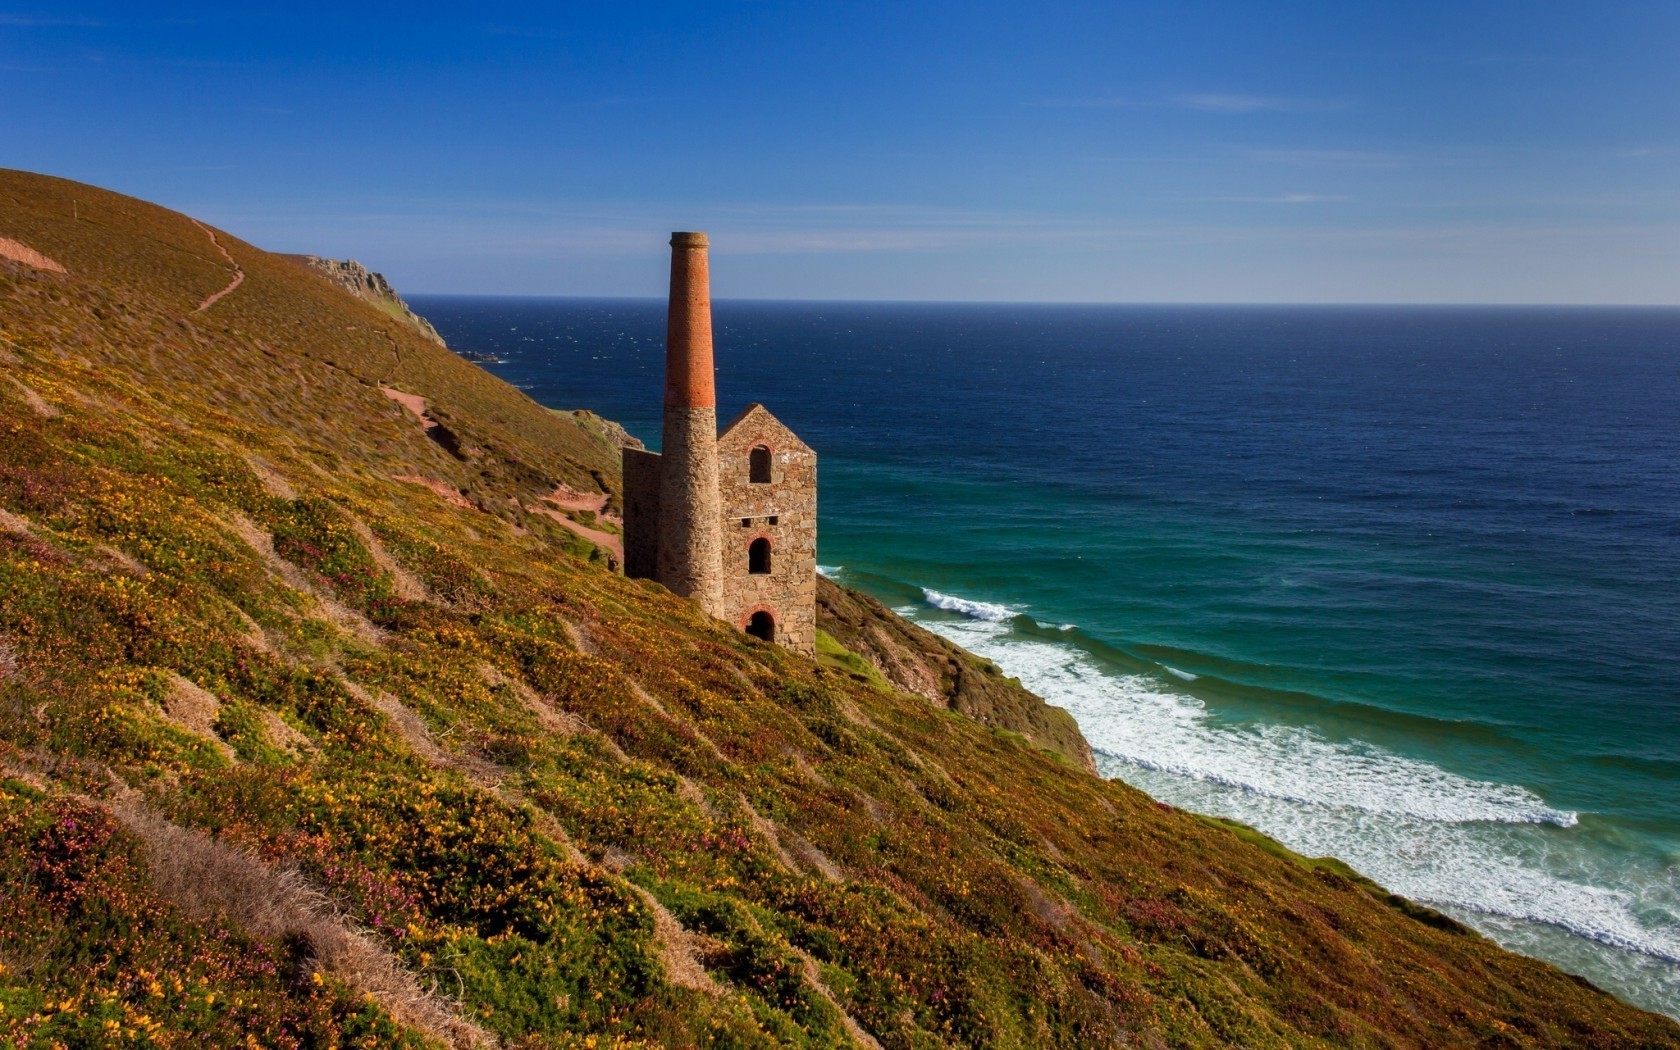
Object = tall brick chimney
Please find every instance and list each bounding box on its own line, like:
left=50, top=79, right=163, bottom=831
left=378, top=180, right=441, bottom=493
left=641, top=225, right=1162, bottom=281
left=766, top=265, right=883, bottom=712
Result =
left=656, top=232, right=724, bottom=612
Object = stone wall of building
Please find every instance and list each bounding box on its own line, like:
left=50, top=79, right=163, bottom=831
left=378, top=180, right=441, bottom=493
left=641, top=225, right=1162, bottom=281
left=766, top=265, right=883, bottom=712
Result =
left=621, top=447, right=663, bottom=582
left=716, top=404, right=817, bottom=656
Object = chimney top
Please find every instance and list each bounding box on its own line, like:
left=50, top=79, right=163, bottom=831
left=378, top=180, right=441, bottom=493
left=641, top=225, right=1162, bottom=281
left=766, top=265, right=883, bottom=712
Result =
left=665, top=231, right=715, bottom=409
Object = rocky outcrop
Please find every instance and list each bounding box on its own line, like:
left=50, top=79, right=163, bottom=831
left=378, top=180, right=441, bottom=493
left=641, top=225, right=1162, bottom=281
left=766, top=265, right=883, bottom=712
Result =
left=561, top=408, right=645, bottom=453
left=290, top=255, right=447, bottom=347
left=817, top=575, right=1098, bottom=774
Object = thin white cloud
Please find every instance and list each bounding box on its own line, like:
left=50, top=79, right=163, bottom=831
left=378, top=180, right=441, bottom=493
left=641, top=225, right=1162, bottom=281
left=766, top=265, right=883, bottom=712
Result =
left=1177, top=93, right=1285, bottom=113
left=1175, top=93, right=1347, bottom=114
left=228, top=198, right=1150, bottom=259
left=1032, top=96, right=1134, bottom=108
left=221, top=198, right=1680, bottom=303
left=1452, top=52, right=1583, bottom=68
left=0, top=13, right=104, bottom=27
left=347, top=197, right=1088, bottom=234
left=1213, top=193, right=1350, bottom=204
left=1246, top=147, right=1408, bottom=168
left=1033, top=92, right=1344, bottom=113
left=480, top=23, right=570, bottom=40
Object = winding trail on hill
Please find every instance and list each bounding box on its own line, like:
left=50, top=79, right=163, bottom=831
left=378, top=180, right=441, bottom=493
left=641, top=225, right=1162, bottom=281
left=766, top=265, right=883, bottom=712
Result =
left=190, top=218, right=244, bottom=312
left=528, top=484, right=624, bottom=565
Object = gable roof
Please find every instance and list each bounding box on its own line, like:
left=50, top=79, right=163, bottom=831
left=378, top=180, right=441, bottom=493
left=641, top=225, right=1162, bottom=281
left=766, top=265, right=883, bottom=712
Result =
left=717, top=402, right=813, bottom=455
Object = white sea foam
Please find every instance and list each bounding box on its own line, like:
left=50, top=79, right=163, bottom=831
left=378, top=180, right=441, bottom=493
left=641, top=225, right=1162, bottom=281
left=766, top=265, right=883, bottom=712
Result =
left=922, top=588, right=1019, bottom=622
left=907, top=611, right=1680, bottom=988
left=816, top=565, right=843, bottom=578
left=1165, top=665, right=1199, bottom=681
left=918, top=615, right=1574, bottom=825
left=1034, top=620, right=1079, bottom=632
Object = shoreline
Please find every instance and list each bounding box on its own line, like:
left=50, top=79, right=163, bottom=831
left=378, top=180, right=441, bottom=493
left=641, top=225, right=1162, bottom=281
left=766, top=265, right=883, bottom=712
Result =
left=838, top=570, right=1680, bottom=1022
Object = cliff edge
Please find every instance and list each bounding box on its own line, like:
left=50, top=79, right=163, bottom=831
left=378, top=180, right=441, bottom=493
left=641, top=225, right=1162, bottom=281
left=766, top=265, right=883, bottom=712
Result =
left=287, top=253, right=449, bottom=347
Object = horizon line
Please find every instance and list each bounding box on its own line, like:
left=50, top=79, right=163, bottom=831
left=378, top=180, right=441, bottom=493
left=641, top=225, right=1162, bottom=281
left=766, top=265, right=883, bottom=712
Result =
left=404, top=291, right=1680, bottom=309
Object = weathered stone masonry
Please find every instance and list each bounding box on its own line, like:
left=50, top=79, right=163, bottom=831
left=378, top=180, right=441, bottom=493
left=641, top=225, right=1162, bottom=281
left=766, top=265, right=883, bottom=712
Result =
left=622, top=233, right=817, bottom=656
left=717, top=405, right=817, bottom=655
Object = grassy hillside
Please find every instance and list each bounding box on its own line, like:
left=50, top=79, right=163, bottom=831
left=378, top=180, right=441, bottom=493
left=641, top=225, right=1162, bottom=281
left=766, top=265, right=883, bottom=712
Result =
left=0, top=172, right=622, bottom=512
left=815, top=580, right=1093, bottom=775
left=2, top=168, right=1677, bottom=1048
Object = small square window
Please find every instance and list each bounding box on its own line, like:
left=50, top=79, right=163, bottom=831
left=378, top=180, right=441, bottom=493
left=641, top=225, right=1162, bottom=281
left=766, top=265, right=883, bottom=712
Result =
left=768, top=515, right=779, bottom=525
left=741, top=518, right=751, bottom=527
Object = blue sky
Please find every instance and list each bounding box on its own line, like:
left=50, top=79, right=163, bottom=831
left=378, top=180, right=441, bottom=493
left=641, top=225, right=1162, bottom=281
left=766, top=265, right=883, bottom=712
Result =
left=4, top=2, right=1678, bottom=302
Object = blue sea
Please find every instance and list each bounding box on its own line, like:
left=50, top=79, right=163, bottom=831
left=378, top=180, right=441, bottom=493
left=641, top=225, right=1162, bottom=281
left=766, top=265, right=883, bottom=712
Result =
left=413, top=295, right=1680, bottom=1020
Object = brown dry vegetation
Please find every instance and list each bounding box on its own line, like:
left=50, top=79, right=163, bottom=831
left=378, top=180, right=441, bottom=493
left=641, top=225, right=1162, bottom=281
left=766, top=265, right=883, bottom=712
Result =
left=111, top=800, right=494, bottom=1048
left=2, top=167, right=1678, bottom=1048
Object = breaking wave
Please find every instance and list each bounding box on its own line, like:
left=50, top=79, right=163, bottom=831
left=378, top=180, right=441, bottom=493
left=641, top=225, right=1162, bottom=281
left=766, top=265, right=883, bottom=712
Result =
left=921, top=588, right=1019, bottom=622
left=903, top=607, right=1680, bottom=990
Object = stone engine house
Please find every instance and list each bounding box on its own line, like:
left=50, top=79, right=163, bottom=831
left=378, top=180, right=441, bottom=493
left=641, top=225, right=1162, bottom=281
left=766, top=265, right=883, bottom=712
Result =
left=622, top=233, right=817, bottom=655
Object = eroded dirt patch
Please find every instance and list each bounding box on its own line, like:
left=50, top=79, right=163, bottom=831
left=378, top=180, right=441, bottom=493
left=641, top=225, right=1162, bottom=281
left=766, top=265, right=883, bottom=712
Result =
left=244, top=454, right=298, bottom=500
left=0, top=234, right=66, bottom=273
left=394, top=474, right=477, bottom=511
left=6, top=376, right=61, bottom=419
left=382, top=386, right=466, bottom=458
left=527, top=501, right=623, bottom=565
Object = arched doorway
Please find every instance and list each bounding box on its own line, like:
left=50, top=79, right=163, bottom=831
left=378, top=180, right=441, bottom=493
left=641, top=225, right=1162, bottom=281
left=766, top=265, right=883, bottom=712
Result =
left=748, top=537, right=772, bottom=574
left=746, top=610, right=775, bottom=642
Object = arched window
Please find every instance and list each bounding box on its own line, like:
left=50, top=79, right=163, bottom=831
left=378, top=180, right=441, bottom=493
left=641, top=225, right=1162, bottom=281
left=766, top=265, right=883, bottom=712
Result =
left=746, top=610, right=776, bottom=642
left=750, top=445, right=772, bottom=484
left=748, top=537, right=772, bottom=574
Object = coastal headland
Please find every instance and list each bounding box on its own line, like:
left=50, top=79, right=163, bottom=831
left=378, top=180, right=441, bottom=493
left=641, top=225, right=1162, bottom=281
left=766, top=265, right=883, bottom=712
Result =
left=2, top=168, right=1677, bottom=1047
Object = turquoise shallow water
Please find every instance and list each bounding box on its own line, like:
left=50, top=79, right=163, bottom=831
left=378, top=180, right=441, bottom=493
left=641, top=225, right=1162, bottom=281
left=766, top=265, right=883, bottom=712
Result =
left=414, top=295, right=1680, bottom=1018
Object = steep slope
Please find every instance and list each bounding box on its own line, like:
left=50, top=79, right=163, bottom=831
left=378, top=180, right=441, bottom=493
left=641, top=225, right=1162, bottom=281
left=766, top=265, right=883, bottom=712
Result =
left=816, top=579, right=1094, bottom=774
left=2, top=169, right=1677, bottom=1049
left=0, top=172, right=622, bottom=512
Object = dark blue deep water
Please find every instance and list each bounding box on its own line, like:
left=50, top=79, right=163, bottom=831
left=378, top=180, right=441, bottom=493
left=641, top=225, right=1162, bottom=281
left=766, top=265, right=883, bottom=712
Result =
left=413, top=295, right=1680, bottom=1018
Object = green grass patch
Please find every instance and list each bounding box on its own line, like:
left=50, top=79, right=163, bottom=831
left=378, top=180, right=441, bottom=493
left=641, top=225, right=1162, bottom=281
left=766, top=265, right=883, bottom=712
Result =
left=814, top=630, right=891, bottom=692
